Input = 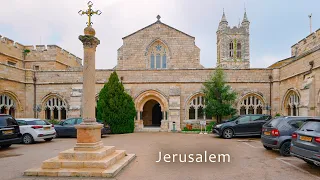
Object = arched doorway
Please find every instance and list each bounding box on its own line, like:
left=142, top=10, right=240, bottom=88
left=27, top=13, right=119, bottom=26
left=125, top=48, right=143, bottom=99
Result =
left=142, top=100, right=162, bottom=127
left=134, top=90, right=169, bottom=131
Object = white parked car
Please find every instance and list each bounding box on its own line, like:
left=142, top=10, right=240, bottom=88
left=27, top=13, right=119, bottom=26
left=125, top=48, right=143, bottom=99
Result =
left=16, top=118, right=56, bottom=144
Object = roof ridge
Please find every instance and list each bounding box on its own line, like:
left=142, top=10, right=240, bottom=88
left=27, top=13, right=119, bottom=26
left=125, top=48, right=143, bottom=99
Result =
left=122, top=20, right=194, bottom=39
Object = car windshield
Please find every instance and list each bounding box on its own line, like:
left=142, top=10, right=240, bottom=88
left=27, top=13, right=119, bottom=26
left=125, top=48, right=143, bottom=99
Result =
left=265, top=117, right=283, bottom=127
left=27, top=120, right=50, bottom=125
left=300, top=121, right=320, bottom=133
left=0, top=116, right=18, bottom=126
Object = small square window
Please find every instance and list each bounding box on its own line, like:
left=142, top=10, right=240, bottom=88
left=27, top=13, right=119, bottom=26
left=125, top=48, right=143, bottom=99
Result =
left=7, top=61, right=16, bottom=66
left=34, top=65, right=40, bottom=70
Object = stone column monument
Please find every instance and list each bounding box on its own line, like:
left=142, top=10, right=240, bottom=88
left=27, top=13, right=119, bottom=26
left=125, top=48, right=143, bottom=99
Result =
left=75, top=23, right=103, bottom=151
left=24, top=2, right=135, bottom=177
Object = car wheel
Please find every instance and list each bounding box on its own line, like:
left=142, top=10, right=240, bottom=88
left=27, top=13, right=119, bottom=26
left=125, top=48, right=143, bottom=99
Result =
left=22, top=134, right=34, bottom=144
left=222, top=128, right=233, bottom=139
left=1, top=144, right=12, bottom=149
left=44, top=138, right=53, bottom=142
left=263, top=145, right=272, bottom=150
left=279, top=141, right=291, bottom=156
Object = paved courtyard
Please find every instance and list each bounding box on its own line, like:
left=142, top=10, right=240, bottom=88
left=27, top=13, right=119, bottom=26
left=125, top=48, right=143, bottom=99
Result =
left=0, top=133, right=319, bottom=180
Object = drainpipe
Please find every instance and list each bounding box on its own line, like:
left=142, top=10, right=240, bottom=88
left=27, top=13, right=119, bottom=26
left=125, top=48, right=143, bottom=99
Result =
left=269, top=75, right=273, bottom=116
left=33, top=72, right=37, bottom=118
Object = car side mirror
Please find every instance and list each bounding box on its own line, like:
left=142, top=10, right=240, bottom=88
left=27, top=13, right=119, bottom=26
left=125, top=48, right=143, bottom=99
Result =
left=235, top=120, right=239, bottom=124
left=60, top=122, right=64, bottom=126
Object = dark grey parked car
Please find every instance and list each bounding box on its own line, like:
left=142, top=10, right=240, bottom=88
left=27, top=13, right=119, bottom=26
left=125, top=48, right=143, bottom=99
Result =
left=54, top=118, right=111, bottom=137
left=290, top=119, right=320, bottom=166
left=212, top=114, right=272, bottom=139
left=261, top=116, right=310, bottom=156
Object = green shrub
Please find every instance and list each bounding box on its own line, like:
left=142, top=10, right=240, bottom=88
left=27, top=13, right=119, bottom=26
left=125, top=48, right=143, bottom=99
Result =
left=97, top=71, right=136, bottom=134
left=182, top=128, right=201, bottom=132
left=206, top=121, right=216, bottom=132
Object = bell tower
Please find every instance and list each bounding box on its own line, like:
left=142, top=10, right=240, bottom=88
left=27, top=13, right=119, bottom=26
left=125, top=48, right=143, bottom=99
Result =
left=216, top=10, right=250, bottom=69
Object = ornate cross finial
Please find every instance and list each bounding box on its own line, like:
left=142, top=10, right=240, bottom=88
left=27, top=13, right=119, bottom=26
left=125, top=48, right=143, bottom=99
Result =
left=157, top=15, right=161, bottom=22
left=78, top=1, right=102, bottom=27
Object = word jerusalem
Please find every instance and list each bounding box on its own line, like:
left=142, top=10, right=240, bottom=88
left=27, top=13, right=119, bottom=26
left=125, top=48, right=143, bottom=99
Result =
left=156, top=151, right=231, bottom=163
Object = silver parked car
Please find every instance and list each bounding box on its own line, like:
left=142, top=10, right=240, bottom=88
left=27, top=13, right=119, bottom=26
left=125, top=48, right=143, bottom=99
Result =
left=290, top=119, right=320, bottom=166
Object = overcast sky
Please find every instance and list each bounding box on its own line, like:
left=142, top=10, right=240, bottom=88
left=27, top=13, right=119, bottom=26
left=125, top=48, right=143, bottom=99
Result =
left=1, top=0, right=319, bottom=69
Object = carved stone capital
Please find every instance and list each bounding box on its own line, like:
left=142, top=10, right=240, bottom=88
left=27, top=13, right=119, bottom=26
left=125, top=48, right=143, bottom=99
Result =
left=79, top=35, right=100, bottom=48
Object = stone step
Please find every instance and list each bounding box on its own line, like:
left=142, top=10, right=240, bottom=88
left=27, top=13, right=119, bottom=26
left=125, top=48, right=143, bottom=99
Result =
left=58, top=146, right=115, bottom=161
left=102, top=153, right=136, bottom=178
left=42, top=150, right=126, bottom=169
left=139, top=127, right=161, bottom=132
left=25, top=154, right=136, bottom=177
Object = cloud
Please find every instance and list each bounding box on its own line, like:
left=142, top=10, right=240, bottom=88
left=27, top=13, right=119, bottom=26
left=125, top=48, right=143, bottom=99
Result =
left=1, top=0, right=318, bottom=69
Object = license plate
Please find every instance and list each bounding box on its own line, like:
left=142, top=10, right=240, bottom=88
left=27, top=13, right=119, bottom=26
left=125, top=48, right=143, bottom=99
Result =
left=264, top=131, right=271, bottom=135
left=44, top=127, right=50, bottom=130
left=2, top=130, right=13, bottom=135
left=300, top=136, right=312, bottom=142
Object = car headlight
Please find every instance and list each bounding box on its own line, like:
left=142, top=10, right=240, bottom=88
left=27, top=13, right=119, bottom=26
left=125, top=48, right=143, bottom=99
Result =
left=215, top=124, right=222, bottom=128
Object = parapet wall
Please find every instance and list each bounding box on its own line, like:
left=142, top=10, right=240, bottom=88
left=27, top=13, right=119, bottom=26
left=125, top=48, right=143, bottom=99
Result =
left=0, top=35, right=24, bottom=60
left=0, top=35, right=82, bottom=68
left=25, top=45, right=82, bottom=67
left=291, top=28, right=320, bottom=57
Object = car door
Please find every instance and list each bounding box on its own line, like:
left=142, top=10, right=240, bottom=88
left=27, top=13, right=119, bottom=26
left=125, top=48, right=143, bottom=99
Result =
left=16, top=120, right=28, bottom=135
left=62, top=118, right=77, bottom=137
left=250, top=115, right=269, bottom=134
left=233, top=116, right=251, bottom=135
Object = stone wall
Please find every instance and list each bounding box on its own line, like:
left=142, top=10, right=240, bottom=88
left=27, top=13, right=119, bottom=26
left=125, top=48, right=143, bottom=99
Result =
left=31, top=68, right=273, bottom=122
left=291, top=28, right=320, bottom=57
left=117, top=21, right=202, bottom=70
left=0, top=35, right=82, bottom=71
left=277, top=48, right=320, bottom=116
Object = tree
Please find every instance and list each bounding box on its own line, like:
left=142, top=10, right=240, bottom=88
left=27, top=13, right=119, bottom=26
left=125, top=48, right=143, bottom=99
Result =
left=97, top=71, right=136, bottom=134
left=203, top=68, right=237, bottom=124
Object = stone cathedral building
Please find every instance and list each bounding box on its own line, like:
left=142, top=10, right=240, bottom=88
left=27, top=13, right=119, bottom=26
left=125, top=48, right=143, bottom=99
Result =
left=0, top=12, right=320, bottom=132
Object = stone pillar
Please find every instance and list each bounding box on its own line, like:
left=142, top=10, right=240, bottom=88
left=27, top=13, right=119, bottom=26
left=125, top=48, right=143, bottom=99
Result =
left=79, top=27, right=99, bottom=123
left=300, top=74, right=315, bottom=116
left=58, top=108, right=61, bottom=121
left=271, top=69, right=280, bottom=116
left=75, top=26, right=103, bottom=150
left=168, top=87, right=181, bottom=132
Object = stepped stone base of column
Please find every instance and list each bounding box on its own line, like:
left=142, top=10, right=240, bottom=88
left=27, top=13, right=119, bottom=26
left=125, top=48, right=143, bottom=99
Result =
left=24, top=124, right=135, bottom=178
left=24, top=146, right=135, bottom=178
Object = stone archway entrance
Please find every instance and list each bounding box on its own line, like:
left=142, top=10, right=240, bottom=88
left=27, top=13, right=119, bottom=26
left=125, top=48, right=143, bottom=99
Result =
left=142, top=100, right=163, bottom=127
left=134, top=90, right=169, bottom=131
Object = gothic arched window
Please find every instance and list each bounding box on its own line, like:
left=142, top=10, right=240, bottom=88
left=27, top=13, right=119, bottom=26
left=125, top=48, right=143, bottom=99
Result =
left=284, top=91, right=300, bottom=116
left=0, top=94, right=16, bottom=118
left=148, top=41, right=168, bottom=69
left=239, top=94, right=265, bottom=115
left=236, top=42, right=241, bottom=58
left=229, top=41, right=234, bottom=58
left=44, top=96, right=67, bottom=120
left=187, top=95, right=212, bottom=120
